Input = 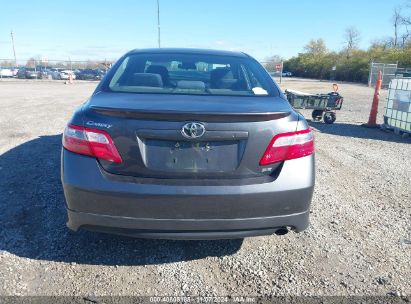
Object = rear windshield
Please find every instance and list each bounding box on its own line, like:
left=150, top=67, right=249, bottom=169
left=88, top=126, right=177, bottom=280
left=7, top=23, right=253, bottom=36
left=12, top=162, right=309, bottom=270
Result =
left=104, top=53, right=277, bottom=97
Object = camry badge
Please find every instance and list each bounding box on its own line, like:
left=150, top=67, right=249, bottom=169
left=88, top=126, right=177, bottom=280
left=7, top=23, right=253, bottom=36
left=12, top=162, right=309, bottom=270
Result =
left=86, top=121, right=112, bottom=129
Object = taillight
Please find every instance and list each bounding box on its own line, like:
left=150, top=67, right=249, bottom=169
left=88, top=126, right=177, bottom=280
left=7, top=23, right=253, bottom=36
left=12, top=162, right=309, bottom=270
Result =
left=259, top=129, right=314, bottom=166
left=63, top=124, right=122, bottom=164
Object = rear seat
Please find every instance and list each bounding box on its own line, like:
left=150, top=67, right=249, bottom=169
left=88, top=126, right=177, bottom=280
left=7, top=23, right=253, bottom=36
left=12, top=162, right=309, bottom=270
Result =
left=177, top=80, right=205, bottom=90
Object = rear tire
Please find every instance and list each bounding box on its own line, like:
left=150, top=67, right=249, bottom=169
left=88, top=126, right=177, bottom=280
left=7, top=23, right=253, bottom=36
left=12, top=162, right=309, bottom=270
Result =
left=323, top=112, right=336, bottom=124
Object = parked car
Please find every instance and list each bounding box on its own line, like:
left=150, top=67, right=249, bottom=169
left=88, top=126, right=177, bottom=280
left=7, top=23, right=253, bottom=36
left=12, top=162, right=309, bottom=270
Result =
left=0, top=68, right=14, bottom=77
left=11, top=67, right=19, bottom=77
left=61, top=48, right=315, bottom=239
left=26, top=68, right=39, bottom=79
left=16, top=68, right=25, bottom=78
left=395, top=69, right=411, bottom=78
left=16, top=67, right=39, bottom=79
left=76, top=69, right=104, bottom=80
left=282, top=71, right=293, bottom=77
left=59, top=70, right=76, bottom=80
left=73, top=69, right=82, bottom=78
left=37, top=68, right=52, bottom=79
left=49, top=68, right=64, bottom=79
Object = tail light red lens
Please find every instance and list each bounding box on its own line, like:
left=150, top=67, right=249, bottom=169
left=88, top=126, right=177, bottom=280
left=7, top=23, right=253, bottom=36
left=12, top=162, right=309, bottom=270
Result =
left=63, top=124, right=122, bottom=164
left=259, top=129, right=314, bottom=166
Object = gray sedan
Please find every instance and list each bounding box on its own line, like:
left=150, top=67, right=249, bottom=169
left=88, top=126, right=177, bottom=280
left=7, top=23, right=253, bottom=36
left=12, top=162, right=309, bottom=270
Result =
left=61, top=48, right=315, bottom=239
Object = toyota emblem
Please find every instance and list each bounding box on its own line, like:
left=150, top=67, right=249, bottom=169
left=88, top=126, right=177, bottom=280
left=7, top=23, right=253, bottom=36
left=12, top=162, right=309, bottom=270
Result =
left=181, top=122, right=206, bottom=139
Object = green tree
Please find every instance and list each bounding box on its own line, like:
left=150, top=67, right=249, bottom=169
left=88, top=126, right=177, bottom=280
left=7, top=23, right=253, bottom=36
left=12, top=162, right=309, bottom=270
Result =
left=304, top=39, right=327, bottom=55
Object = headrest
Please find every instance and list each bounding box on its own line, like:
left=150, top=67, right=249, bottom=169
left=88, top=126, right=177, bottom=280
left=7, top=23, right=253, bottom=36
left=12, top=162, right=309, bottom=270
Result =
left=130, top=73, right=163, bottom=87
left=210, top=67, right=232, bottom=80
left=146, top=65, right=169, bottom=76
left=210, top=68, right=235, bottom=88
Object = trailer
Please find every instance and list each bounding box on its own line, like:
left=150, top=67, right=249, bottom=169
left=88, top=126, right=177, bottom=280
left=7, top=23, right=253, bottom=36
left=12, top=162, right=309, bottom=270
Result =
left=285, top=89, right=344, bottom=124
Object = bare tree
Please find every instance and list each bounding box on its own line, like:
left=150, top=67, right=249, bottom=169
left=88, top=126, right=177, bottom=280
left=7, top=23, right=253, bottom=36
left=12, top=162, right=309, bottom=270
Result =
left=263, top=55, right=283, bottom=72
left=344, top=27, right=361, bottom=50
left=392, top=7, right=403, bottom=48
left=400, top=32, right=410, bottom=47
left=25, top=58, right=36, bottom=68
left=343, top=26, right=361, bottom=57
left=400, top=13, right=411, bottom=46
left=264, top=55, right=283, bottom=64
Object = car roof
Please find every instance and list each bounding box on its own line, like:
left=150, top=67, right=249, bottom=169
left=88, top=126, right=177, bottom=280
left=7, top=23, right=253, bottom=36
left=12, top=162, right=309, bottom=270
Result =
left=127, top=48, right=250, bottom=58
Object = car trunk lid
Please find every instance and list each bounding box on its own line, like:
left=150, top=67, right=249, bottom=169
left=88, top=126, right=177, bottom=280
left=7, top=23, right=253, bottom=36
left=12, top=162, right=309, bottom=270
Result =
left=83, top=92, right=297, bottom=179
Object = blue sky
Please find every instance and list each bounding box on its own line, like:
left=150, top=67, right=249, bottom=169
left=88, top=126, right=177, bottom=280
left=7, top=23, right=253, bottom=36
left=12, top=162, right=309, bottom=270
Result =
left=0, top=0, right=407, bottom=62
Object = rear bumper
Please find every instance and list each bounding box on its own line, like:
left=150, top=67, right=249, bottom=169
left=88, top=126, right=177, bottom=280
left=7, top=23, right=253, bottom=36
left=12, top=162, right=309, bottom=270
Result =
left=66, top=209, right=309, bottom=240
left=62, top=150, right=314, bottom=239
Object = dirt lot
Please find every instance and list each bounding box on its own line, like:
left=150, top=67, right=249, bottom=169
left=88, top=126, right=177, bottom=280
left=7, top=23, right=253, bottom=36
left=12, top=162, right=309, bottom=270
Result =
left=0, top=78, right=410, bottom=298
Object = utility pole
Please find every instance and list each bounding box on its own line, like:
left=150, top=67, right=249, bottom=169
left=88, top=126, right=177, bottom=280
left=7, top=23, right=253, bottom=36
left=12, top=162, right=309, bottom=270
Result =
left=10, top=30, right=17, bottom=66
left=157, top=0, right=161, bottom=48
left=280, top=61, right=283, bottom=84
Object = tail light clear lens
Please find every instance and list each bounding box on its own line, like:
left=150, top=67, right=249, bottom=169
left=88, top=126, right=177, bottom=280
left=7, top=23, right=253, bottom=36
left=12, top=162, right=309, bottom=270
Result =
left=259, top=129, right=314, bottom=166
left=63, top=124, right=122, bottom=164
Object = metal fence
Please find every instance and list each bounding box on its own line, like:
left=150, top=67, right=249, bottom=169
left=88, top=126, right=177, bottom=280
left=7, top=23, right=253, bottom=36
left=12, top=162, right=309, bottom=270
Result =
left=368, top=62, right=398, bottom=88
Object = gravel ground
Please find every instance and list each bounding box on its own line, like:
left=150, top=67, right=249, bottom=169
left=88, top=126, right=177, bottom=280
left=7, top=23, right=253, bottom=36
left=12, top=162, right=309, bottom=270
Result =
left=0, top=78, right=410, bottom=298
